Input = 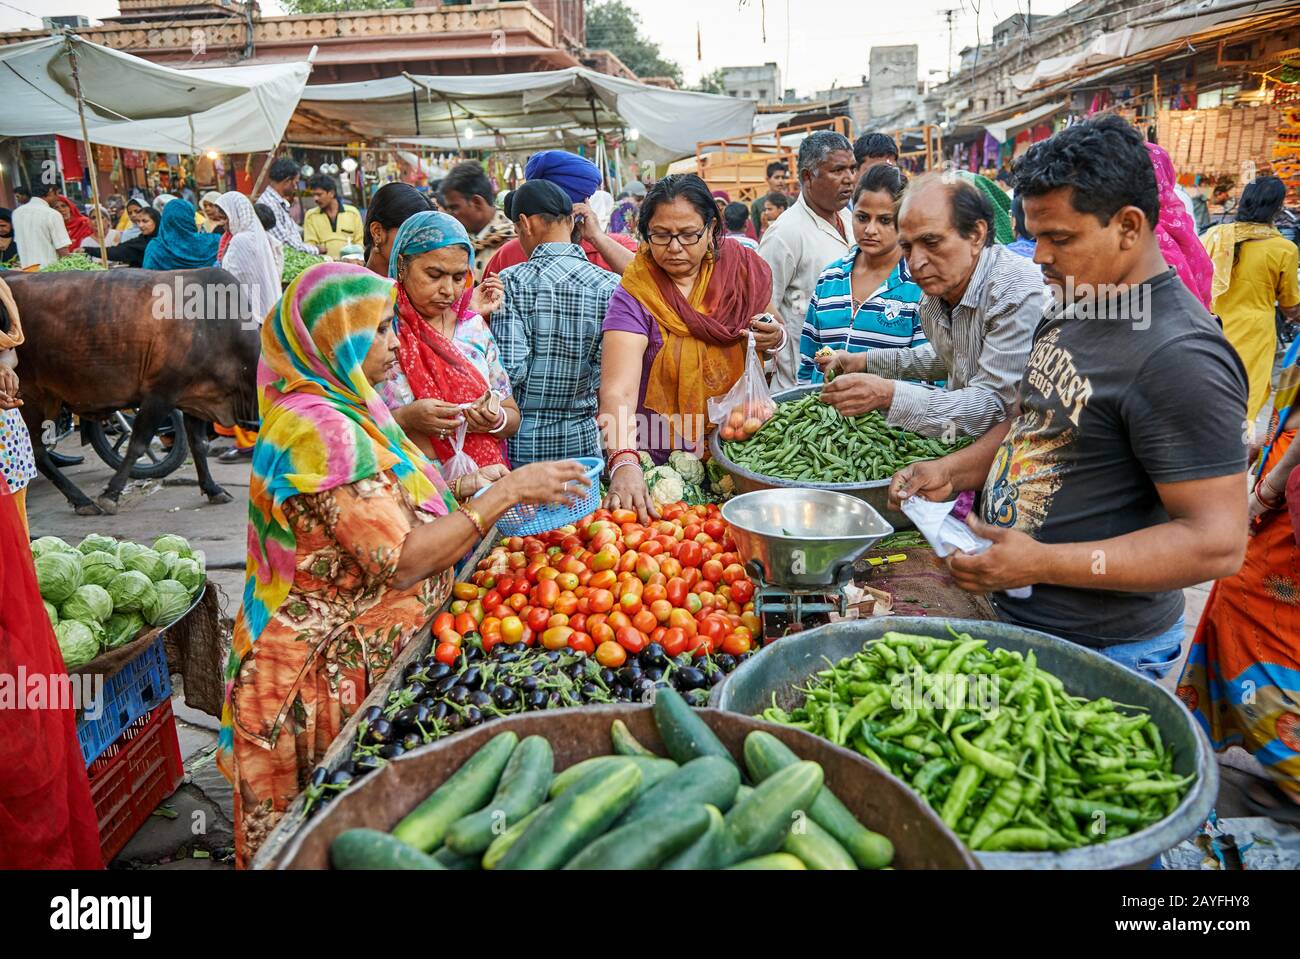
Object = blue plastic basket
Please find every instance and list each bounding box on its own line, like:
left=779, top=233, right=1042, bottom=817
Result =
left=77, top=634, right=173, bottom=767
left=488, top=456, right=605, bottom=538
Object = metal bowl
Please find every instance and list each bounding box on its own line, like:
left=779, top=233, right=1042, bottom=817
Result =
left=709, top=385, right=911, bottom=530
left=711, top=617, right=1218, bottom=871
left=721, top=488, right=893, bottom=588
left=266, top=705, right=978, bottom=870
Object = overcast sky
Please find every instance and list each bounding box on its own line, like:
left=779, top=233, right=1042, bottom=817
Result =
left=0, top=0, right=1075, bottom=95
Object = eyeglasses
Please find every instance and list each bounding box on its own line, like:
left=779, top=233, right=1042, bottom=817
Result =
left=646, top=229, right=709, bottom=248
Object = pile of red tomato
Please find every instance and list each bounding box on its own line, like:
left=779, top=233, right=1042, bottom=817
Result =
left=430, top=502, right=761, bottom=671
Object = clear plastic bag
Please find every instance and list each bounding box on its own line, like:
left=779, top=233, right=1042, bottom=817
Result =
left=707, top=331, right=776, bottom=443
left=442, top=403, right=478, bottom=483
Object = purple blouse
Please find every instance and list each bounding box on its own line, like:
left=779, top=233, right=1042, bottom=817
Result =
left=602, top=286, right=688, bottom=464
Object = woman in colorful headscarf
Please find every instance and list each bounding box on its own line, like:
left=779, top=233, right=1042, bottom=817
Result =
left=141, top=198, right=220, bottom=271
left=384, top=211, right=520, bottom=486
left=600, top=174, right=782, bottom=521
left=1177, top=331, right=1300, bottom=821
left=50, top=195, right=94, bottom=248
left=217, top=262, right=589, bottom=866
left=1202, top=176, right=1300, bottom=424
left=1145, top=142, right=1214, bottom=311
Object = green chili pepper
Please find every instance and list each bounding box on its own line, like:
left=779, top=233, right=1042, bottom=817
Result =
left=951, top=725, right=1018, bottom=779
left=969, top=778, right=1025, bottom=849
left=1119, top=774, right=1195, bottom=796
left=979, top=827, right=1071, bottom=852
left=860, top=722, right=926, bottom=768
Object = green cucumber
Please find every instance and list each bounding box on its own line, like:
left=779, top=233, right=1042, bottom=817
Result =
left=726, top=853, right=807, bottom=870
left=565, top=804, right=711, bottom=869
left=330, top=829, right=445, bottom=870
left=432, top=844, right=480, bottom=870
left=611, top=719, right=659, bottom=757
left=392, top=731, right=518, bottom=851
left=548, top=754, right=676, bottom=800
left=445, top=736, right=553, bottom=855
left=498, top=760, right=643, bottom=870
left=652, top=686, right=737, bottom=768
left=743, top=730, right=894, bottom=869
left=482, top=804, right=544, bottom=870
left=660, top=804, right=727, bottom=870
left=615, top=755, right=741, bottom=827
left=782, top=816, right=857, bottom=870
left=721, top=760, right=823, bottom=866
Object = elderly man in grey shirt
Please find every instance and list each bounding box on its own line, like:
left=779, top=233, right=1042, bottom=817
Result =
left=817, top=173, right=1045, bottom=438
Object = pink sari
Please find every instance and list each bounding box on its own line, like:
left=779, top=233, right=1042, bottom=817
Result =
left=1145, top=142, right=1213, bottom=311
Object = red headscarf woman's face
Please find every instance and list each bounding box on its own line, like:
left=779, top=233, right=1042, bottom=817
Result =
left=52, top=199, right=71, bottom=222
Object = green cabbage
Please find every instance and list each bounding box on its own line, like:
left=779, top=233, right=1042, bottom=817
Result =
left=143, top=579, right=191, bottom=626
left=44, top=600, right=58, bottom=629
left=116, top=541, right=151, bottom=566
left=171, top=557, right=204, bottom=596
left=31, top=535, right=75, bottom=558
left=107, top=570, right=156, bottom=613
left=124, top=548, right=169, bottom=582
left=152, top=534, right=193, bottom=559
left=55, top=620, right=102, bottom=668
left=80, top=549, right=125, bottom=588
left=60, top=584, right=114, bottom=624
left=159, top=551, right=180, bottom=576
left=104, top=611, right=145, bottom=650
left=35, top=551, right=84, bottom=605
left=78, top=533, right=119, bottom=555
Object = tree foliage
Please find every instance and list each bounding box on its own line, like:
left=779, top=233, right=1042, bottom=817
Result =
left=692, top=68, right=728, bottom=95
left=585, top=0, right=683, bottom=84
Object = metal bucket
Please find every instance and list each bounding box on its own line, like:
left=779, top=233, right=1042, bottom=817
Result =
left=267, top=704, right=978, bottom=870
left=709, top=385, right=910, bottom=530
left=721, top=488, right=893, bottom=588
left=710, top=617, right=1218, bottom=870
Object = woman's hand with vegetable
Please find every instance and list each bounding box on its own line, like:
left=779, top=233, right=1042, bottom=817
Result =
left=605, top=463, right=660, bottom=524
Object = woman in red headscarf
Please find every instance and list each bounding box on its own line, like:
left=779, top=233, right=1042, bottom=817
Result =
left=50, top=195, right=95, bottom=248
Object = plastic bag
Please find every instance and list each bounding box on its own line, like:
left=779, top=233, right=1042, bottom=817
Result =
left=900, top=495, right=1032, bottom=599
left=442, top=403, right=478, bottom=483
left=707, top=330, right=776, bottom=443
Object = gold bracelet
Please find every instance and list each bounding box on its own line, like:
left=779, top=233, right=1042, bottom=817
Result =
left=453, top=475, right=464, bottom=500
left=457, top=501, right=488, bottom=538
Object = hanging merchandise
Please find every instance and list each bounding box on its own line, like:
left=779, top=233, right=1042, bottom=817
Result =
left=55, top=134, right=84, bottom=181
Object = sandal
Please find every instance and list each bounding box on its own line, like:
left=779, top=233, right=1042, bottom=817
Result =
left=1241, top=778, right=1300, bottom=825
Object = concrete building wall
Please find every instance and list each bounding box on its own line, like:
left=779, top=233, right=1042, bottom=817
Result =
left=721, top=63, right=782, bottom=105
left=869, top=45, right=919, bottom=120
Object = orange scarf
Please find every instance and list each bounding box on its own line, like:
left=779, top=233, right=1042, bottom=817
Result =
left=621, top=245, right=770, bottom=444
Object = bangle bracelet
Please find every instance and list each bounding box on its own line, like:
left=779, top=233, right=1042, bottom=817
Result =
left=609, top=451, right=640, bottom=468
left=457, top=502, right=488, bottom=538
left=488, top=407, right=509, bottom=435
left=608, top=447, right=638, bottom=464
left=453, top=476, right=463, bottom=499
left=609, top=459, right=641, bottom=481
left=1256, top=475, right=1284, bottom=509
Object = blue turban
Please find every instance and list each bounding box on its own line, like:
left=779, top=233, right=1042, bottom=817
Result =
left=523, top=151, right=602, bottom=203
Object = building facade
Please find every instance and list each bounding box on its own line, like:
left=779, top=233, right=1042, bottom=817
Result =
left=720, top=63, right=782, bottom=105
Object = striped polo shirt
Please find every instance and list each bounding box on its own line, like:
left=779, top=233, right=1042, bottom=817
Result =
left=797, top=249, right=925, bottom=384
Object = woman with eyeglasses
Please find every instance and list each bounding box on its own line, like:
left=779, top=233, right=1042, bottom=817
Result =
left=599, top=174, right=784, bottom=521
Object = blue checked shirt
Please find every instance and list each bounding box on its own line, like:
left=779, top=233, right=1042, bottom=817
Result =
left=797, top=250, right=926, bottom=384
left=491, top=243, right=618, bottom=465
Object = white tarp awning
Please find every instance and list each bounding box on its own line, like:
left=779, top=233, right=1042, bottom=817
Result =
left=982, top=100, right=1067, bottom=143
left=1012, top=0, right=1298, bottom=91
left=293, top=67, right=756, bottom=162
left=0, top=34, right=312, bottom=153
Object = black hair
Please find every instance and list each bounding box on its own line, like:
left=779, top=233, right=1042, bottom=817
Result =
left=951, top=179, right=997, bottom=248
left=798, top=131, right=854, bottom=180
left=1012, top=113, right=1159, bottom=228
left=442, top=161, right=495, bottom=204
left=267, top=158, right=300, bottom=184
left=723, top=201, right=750, bottom=232
left=253, top=202, right=276, bottom=232
left=1011, top=193, right=1031, bottom=241
left=853, top=132, right=899, bottom=166
left=1236, top=175, right=1285, bottom=224
left=14, top=184, right=31, bottom=199
left=363, top=182, right=432, bottom=259
left=308, top=173, right=338, bottom=196
left=765, top=160, right=788, bottom=179
left=853, top=163, right=908, bottom=205
left=638, top=173, right=721, bottom=254
left=764, top=192, right=790, bottom=210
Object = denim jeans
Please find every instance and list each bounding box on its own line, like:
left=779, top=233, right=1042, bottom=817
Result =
left=1094, top=616, right=1187, bottom=680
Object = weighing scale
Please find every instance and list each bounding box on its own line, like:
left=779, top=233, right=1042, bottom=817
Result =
left=721, top=488, right=895, bottom=637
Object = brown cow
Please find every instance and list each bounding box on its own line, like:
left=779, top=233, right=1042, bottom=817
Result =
left=5, top=268, right=260, bottom=515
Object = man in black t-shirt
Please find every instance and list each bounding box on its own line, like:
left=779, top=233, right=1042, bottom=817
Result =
left=888, top=115, right=1248, bottom=676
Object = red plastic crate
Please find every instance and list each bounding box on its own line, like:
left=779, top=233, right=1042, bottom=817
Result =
left=86, top=699, right=184, bottom=865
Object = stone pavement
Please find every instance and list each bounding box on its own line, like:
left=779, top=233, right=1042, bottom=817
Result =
left=21, top=436, right=1293, bottom=868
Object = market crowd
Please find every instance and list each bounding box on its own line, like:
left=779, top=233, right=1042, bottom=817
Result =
left=3, top=111, right=1298, bottom=867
